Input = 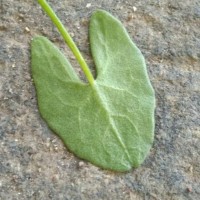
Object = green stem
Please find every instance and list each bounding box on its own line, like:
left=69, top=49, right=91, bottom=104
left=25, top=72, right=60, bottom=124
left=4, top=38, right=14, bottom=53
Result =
left=37, top=0, right=94, bottom=85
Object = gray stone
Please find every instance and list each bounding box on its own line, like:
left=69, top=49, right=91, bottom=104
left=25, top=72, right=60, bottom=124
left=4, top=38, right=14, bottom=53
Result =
left=0, top=0, right=199, bottom=199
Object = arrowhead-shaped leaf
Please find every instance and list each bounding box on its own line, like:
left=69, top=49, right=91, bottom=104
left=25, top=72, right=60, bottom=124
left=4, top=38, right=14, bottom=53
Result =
left=31, top=10, right=155, bottom=171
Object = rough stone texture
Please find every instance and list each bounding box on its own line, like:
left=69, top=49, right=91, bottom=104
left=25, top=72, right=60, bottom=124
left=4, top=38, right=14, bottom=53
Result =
left=0, top=0, right=200, bottom=199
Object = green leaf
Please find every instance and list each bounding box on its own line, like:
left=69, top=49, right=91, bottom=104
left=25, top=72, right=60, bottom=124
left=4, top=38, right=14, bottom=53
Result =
left=31, top=10, right=155, bottom=171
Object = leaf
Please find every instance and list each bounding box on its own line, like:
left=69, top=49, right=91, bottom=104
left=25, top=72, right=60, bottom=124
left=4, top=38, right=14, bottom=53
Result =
left=31, top=10, right=155, bottom=172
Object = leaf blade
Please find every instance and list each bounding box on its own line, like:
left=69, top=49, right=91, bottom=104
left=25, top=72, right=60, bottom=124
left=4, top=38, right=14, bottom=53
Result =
left=32, top=11, right=155, bottom=172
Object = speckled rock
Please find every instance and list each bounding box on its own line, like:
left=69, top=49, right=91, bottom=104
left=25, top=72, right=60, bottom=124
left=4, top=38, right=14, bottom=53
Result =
left=0, top=0, right=199, bottom=199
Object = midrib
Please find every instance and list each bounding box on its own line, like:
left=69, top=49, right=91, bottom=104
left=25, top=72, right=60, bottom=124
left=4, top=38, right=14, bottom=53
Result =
left=92, top=83, right=132, bottom=165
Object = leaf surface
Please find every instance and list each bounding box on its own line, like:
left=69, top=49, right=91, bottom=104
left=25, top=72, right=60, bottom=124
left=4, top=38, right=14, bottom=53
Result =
left=31, top=10, right=155, bottom=171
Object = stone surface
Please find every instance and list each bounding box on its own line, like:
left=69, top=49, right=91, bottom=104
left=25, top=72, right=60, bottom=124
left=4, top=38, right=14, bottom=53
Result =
left=0, top=0, right=200, bottom=199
